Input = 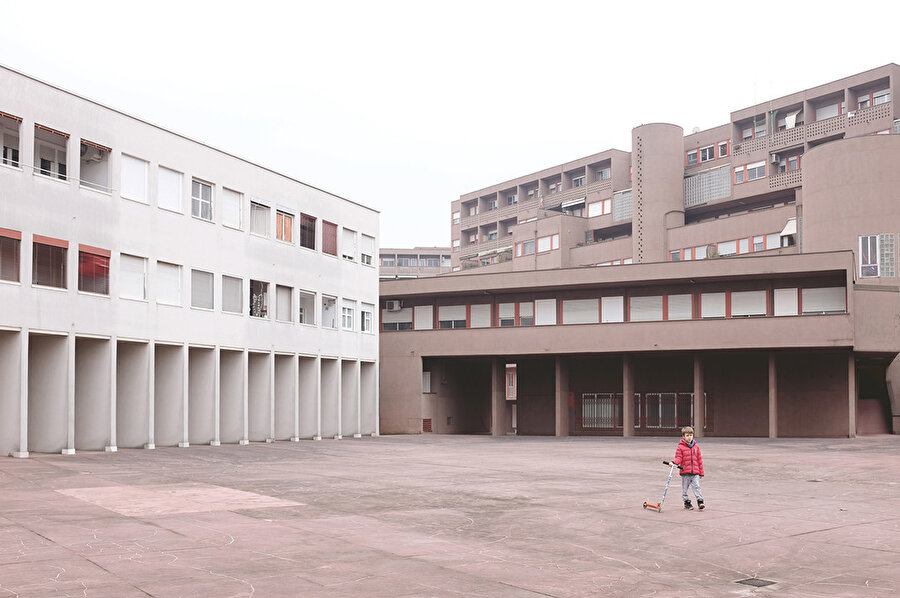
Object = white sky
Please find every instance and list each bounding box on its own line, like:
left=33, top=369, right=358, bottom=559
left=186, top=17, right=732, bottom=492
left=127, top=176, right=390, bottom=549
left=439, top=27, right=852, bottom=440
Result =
left=1, top=1, right=896, bottom=249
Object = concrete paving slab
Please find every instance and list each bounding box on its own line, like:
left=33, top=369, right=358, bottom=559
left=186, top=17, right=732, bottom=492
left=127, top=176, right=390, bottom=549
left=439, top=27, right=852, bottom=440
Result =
left=1, top=435, right=899, bottom=597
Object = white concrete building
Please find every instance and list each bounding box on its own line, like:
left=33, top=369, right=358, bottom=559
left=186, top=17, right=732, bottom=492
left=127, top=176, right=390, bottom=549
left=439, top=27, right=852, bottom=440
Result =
left=0, top=65, right=380, bottom=457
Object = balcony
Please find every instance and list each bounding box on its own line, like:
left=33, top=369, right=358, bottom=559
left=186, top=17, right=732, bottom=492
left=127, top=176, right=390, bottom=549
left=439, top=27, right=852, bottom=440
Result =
left=768, top=168, right=802, bottom=191
left=540, top=178, right=612, bottom=211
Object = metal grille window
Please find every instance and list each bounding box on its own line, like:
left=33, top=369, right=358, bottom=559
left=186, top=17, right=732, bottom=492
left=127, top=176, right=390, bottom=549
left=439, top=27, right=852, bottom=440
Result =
left=879, top=234, right=895, bottom=277
left=684, top=166, right=731, bottom=207
left=613, top=189, right=632, bottom=221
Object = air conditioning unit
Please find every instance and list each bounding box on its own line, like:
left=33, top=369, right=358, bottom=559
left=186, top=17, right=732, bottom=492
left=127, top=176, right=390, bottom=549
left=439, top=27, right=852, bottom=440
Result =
left=385, top=300, right=402, bottom=312
left=80, top=145, right=103, bottom=162
left=771, top=153, right=780, bottom=164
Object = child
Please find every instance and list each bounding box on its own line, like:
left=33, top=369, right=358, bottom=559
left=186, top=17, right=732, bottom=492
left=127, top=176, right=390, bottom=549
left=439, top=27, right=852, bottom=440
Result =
left=672, top=426, right=704, bottom=510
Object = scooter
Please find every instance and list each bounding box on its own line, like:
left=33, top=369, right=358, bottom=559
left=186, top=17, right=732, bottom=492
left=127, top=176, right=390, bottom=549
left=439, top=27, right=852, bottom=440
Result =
left=643, top=460, right=682, bottom=512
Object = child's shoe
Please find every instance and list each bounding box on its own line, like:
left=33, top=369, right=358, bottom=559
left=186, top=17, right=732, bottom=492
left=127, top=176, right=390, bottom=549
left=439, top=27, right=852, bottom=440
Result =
left=683, top=500, right=693, bottom=510
left=697, top=499, right=705, bottom=510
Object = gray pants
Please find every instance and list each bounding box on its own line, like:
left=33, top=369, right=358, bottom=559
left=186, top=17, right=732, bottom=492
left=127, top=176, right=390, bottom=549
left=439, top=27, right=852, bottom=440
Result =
left=681, top=474, right=703, bottom=502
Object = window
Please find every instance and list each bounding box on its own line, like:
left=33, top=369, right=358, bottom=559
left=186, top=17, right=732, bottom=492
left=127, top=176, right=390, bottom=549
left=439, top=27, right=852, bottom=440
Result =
left=382, top=306, right=412, bottom=331
left=422, top=371, right=432, bottom=394
left=414, top=305, right=434, bottom=330
left=700, top=292, right=726, bottom=318
left=222, top=188, right=242, bottom=229
left=322, top=221, right=338, bottom=256
left=34, top=124, right=67, bottom=180
left=32, top=237, right=67, bottom=288
left=298, top=290, right=315, bottom=324
left=536, top=234, right=559, bottom=253
left=381, top=255, right=395, bottom=267
left=322, top=295, right=337, bottom=328
left=191, top=179, right=213, bottom=221
left=452, top=239, right=460, bottom=252
left=222, top=275, right=243, bottom=313
left=498, top=303, right=515, bottom=327
left=562, top=299, right=599, bottom=324
left=342, top=228, right=357, bottom=261
left=120, top=155, right=148, bottom=203
left=342, top=300, right=355, bottom=330
left=277, top=285, right=293, bottom=322
left=572, top=176, right=585, bottom=188
left=191, top=269, right=213, bottom=309
left=669, top=250, right=681, bottom=262
left=397, top=255, right=417, bottom=267
left=597, top=167, right=611, bottom=181
left=601, top=296, right=624, bottom=323
left=733, top=166, right=744, bottom=185
left=158, top=167, right=183, bottom=212
left=75, top=246, right=109, bottom=295
left=815, top=102, right=844, bottom=121
left=527, top=187, right=539, bottom=201
left=1, top=111, right=21, bottom=167
left=470, top=304, right=491, bottom=328
left=0, top=230, right=21, bottom=282
left=507, top=194, right=518, bottom=205
left=361, top=303, right=374, bottom=333
left=452, top=211, right=460, bottom=224
left=731, top=290, right=766, bottom=317
left=361, top=235, right=375, bottom=265
left=480, top=255, right=498, bottom=266
left=157, top=262, right=182, bottom=305
left=717, top=141, right=729, bottom=158
left=717, top=240, right=737, bottom=256
left=250, top=280, right=268, bottom=318
left=801, top=287, right=846, bottom=314
left=587, top=199, right=611, bottom=217
left=485, top=229, right=498, bottom=241
left=421, top=256, right=439, bottom=267
left=467, top=203, right=478, bottom=216
left=548, top=181, right=561, bottom=194
left=629, top=296, right=663, bottom=322
left=438, top=305, right=466, bottom=329
left=276, top=210, right=293, bottom=243
left=534, top=299, right=556, bottom=326
left=250, top=201, right=269, bottom=236
left=734, top=161, right=766, bottom=184
left=686, top=150, right=698, bottom=166
left=860, top=235, right=879, bottom=277
left=779, top=156, right=801, bottom=173
left=119, top=254, right=147, bottom=300
left=754, top=120, right=766, bottom=138
left=773, top=288, right=798, bottom=316
left=874, top=90, right=891, bottom=106
left=667, top=294, right=693, bottom=320
left=300, top=214, right=316, bottom=250
left=487, top=198, right=498, bottom=211
left=699, top=145, right=715, bottom=162
left=79, top=140, right=111, bottom=192
left=519, top=302, right=534, bottom=326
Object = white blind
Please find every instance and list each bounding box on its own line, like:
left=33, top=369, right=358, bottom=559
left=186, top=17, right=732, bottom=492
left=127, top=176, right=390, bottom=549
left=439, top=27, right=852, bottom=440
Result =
left=667, top=294, right=692, bottom=320
left=422, top=371, right=432, bottom=394
left=277, top=285, right=292, bottom=321
left=158, top=167, right=182, bottom=212
left=630, top=296, right=663, bottom=322
left=470, top=304, right=491, bottom=328
left=191, top=270, right=214, bottom=309
left=342, top=228, right=357, bottom=259
left=537, top=236, right=552, bottom=252
left=361, top=234, right=375, bottom=255
left=587, top=202, right=602, bottom=218
left=766, top=233, right=780, bottom=249
left=440, top=305, right=466, bottom=321
left=718, top=240, right=737, bottom=256
left=156, top=262, right=181, bottom=305
left=120, top=155, right=148, bottom=203
left=222, top=188, right=242, bottom=229
left=802, top=287, right=846, bottom=314
left=534, top=299, right=557, bottom=325
left=119, top=254, right=146, bottom=300
left=382, top=307, right=413, bottom=324
left=774, top=288, right=798, bottom=316
left=562, top=299, right=598, bottom=324
left=414, top=305, right=433, bottom=330
left=731, top=290, right=766, bottom=316
left=222, top=275, right=242, bottom=313
left=700, top=292, right=726, bottom=318
left=816, top=103, right=840, bottom=120
left=250, top=202, right=269, bottom=235
left=601, top=296, right=624, bottom=323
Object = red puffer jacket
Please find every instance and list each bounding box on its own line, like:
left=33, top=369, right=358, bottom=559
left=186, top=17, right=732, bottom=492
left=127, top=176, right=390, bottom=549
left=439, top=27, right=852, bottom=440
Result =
left=673, top=438, right=704, bottom=476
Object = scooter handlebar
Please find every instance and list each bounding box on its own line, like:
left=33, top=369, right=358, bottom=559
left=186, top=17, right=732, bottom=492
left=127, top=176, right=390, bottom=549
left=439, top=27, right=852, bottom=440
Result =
left=662, top=460, right=683, bottom=470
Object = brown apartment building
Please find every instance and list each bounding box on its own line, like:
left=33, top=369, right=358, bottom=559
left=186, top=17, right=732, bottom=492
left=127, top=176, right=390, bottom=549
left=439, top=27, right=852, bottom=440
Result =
left=380, top=64, right=900, bottom=438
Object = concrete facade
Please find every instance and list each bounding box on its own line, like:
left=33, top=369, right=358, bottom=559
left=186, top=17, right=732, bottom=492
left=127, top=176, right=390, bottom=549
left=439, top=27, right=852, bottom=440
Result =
left=0, top=65, right=380, bottom=457
left=386, top=64, right=900, bottom=438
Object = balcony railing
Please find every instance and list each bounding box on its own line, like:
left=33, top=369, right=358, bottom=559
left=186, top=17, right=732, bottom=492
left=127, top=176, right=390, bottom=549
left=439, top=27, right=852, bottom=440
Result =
left=768, top=168, right=802, bottom=190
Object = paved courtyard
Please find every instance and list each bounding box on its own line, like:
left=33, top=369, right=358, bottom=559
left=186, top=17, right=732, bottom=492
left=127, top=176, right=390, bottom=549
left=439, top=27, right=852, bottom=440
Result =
left=1, top=434, right=899, bottom=597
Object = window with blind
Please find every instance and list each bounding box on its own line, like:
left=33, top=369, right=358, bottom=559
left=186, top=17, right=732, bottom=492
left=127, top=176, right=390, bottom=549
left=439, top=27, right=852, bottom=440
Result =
left=250, top=201, right=269, bottom=236
left=519, top=302, right=534, bottom=326
left=629, top=296, right=662, bottom=322
left=0, top=232, right=21, bottom=282
left=276, top=211, right=293, bottom=243
left=439, top=305, right=467, bottom=329
left=191, top=270, right=213, bottom=309
left=120, top=154, right=148, bottom=203
left=32, top=239, right=67, bottom=288
left=534, top=299, right=557, bottom=326
left=731, top=290, right=766, bottom=317
left=773, top=288, right=798, bottom=316
left=158, top=166, right=183, bottom=212
left=414, top=305, right=433, bottom=330
left=601, top=296, right=624, bottom=323
left=78, top=247, right=110, bottom=295
left=156, top=262, right=182, bottom=305
left=119, top=254, right=147, bottom=300
left=191, top=179, right=213, bottom=221
left=222, top=275, right=242, bottom=313
left=700, top=292, right=726, bottom=318
left=300, top=214, right=316, bottom=250
left=276, top=285, right=293, bottom=322
left=323, top=221, right=338, bottom=256
left=562, top=299, right=599, bottom=324
left=801, top=287, right=846, bottom=314
left=341, top=300, right=355, bottom=330
left=342, top=228, right=357, bottom=261
left=498, top=302, right=515, bottom=327
left=298, top=290, right=315, bottom=324
left=361, top=234, right=375, bottom=265
left=222, top=188, right=242, bottom=229
left=470, top=304, right=491, bottom=328
left=382, top=306, right=412, bottom=330
left=667, top=294, right=693, bottom=321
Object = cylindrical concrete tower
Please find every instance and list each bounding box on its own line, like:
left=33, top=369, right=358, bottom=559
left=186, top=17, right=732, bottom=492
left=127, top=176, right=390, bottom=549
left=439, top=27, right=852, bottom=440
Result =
left=631, top=123, right=685, bottom=263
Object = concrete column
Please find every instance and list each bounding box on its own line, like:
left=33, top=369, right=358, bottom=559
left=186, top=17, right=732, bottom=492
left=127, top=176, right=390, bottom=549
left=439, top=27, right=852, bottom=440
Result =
left=335, top=358, right=342, bottom=440
left=146, top=342, right=155, bottom=449
left=491, top=358, right=505, bottom=436
left=292, top=353, right=300, bottom=442
left=106, top=336, right=117, bottom=452
left=314, top=355, right=322, bottom=440
left=354, top=359, right=362, bottom=438
left=768, top=352, right=778, bottom=438
left=268, top=351, right=276, bottom=442
left=64, top=332, right=75, bottom=455
left=179, top=345, right=189, bottom=447
left=555, top=357, right=569, bottom=437
left=693, top=353, right=704, bottom=437
left=622, top=355, right=634, bottom=437
left=212, top=346, right=221, bottom=446
left=240, top=349, right=249, bottom=445
left=848, top=352, right=857, bottom=438
left=13, top=329, right=29, bottom=458
left=374, top=359, right=380, bottom=437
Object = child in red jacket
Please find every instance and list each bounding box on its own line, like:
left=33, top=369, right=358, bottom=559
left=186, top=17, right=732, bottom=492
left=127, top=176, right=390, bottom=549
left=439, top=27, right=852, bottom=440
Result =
left=673, top=426, right=705, bottom=510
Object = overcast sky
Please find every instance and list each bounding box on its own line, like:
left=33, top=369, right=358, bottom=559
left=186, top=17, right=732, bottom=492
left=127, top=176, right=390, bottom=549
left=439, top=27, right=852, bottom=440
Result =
left=1, top=1, right=896, bottom=249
